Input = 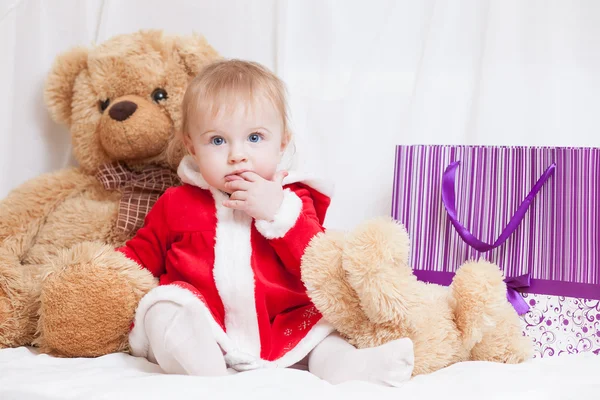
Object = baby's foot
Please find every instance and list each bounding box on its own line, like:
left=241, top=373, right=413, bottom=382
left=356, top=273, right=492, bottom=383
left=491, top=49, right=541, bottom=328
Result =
left=354, top=338, right=415, bottom=387
left=309, top=335, right=414, bottom=387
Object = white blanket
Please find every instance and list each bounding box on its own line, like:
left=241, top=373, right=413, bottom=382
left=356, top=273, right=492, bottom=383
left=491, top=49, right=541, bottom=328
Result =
left=0, top=347, right=598, bottom=400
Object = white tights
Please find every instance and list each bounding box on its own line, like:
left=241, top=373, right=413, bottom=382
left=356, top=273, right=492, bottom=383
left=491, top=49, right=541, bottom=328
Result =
left=141, top=301, right=414, bottom=387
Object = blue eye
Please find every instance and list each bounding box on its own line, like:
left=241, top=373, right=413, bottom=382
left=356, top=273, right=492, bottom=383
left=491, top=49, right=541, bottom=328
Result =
left=248, top=133, right=262, bottom=143
left=212, top=137, right=225, bottom=146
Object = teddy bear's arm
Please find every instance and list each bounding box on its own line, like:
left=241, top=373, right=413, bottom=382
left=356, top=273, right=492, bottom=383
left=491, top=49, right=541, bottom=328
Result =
left=0, top=167, right=98, bottom=348
left=0, top=168, right=96, bottom=243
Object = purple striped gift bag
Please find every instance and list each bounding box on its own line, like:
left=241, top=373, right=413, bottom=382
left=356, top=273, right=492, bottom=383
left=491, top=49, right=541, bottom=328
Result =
left=391, top=145, right=600, bottom=358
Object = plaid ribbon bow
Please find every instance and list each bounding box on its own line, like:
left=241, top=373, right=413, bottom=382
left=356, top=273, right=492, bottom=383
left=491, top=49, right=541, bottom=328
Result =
left=95, top=162, right=181, bottom=236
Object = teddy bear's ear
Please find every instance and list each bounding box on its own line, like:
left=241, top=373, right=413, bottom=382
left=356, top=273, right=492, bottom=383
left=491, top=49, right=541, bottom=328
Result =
left=44, top=47, right=89, bottom=126
left=173, top=33, right=221, bottom=77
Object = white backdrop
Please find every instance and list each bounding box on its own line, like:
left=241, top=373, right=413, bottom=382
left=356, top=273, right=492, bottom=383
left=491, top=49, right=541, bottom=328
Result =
left=1, top=0, right=599, bottom=230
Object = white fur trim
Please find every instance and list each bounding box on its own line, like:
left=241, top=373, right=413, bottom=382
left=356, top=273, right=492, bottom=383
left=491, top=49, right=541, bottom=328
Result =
left=129, top=284, right=334, bottom=370
left=224, top=319, right=335, bottom=371
left=177, top=155, right=210, bottom=189
left=255, top=189, right=303, bottom=239
left=265, top=319, right=335, bottom=368
left=175, top=155, right=264, bottom=362
left=211, top=188, right=262, bottom=358
left=129, top=284, right=231, bottom=359
left=283, top=171, right=334, bottom=198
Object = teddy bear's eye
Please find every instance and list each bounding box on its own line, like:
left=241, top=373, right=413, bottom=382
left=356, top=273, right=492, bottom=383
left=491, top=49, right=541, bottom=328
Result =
left=99, top=99, right=110, bottom=112
left=151, top=88, right=168, bottom=103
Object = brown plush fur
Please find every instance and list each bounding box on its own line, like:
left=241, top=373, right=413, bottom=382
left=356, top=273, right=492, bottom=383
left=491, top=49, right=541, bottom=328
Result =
left=36, top=243, right=156, bottom=356
left=301, top=217, right=533, bottom=376
left=0, top=30, right=220, bottom=356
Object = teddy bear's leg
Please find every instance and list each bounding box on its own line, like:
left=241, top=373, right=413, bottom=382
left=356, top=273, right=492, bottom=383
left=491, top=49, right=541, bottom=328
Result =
left=341, top=217, right=421, bottom=325
left=301, top=231, right=381, bottom=347
left=0, top=253, right=41, bottom=348
left=469, top=304, right=533, bottom=363
left=339, top=217, right=468, bottom=375
left=450, top=260, right=506, bottom=350
left=34, top=242, right=156, bottom=357
left=406, top=285, right=471, bottom=376
left=450, top=260, right=532, bottom=362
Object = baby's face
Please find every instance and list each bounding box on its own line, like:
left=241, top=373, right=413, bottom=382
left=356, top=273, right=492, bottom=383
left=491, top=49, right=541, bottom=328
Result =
left=186, top=97, right=286, bottom=193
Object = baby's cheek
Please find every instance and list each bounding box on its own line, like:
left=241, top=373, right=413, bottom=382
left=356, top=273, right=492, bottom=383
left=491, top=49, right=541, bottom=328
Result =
left=263, top=162, right=280, bottom=180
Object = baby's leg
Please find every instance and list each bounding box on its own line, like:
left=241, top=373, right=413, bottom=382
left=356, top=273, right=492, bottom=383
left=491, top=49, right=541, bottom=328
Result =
left=143, top=300, right=227, bottom=376
left=307, top=333, right=414, bottom=387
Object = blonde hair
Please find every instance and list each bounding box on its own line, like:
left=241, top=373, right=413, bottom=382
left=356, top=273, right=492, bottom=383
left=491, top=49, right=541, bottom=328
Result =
left=180, top=59, right=291, bottom=145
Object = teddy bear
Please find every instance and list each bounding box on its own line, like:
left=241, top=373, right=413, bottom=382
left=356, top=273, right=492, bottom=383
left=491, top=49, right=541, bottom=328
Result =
left=301, top=217, right=533, bottom=375
left=0, top=30, right=220, bottom=357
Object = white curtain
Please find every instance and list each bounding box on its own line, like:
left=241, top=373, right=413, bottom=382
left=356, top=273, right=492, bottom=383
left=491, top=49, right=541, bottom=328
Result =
left=1, top=0, right=599, bottom=230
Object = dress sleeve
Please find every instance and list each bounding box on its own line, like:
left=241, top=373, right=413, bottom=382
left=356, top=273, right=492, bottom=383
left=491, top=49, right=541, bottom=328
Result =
left=254, top=185, right=325, bottom=277
left=116, top=191, right=172, bottom=277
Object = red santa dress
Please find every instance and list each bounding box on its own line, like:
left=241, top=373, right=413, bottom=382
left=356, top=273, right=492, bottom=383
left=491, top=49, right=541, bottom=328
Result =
left=124, top=156, right=335, bottom=370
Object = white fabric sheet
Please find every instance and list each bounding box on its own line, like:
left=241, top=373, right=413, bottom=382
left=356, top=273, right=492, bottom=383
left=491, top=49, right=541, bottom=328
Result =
left=0, top=347, right=598, bottom=399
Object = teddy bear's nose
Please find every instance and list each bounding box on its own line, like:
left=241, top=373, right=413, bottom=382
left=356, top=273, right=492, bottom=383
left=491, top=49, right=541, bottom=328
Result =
left=108, top=101, right=138, bottom=122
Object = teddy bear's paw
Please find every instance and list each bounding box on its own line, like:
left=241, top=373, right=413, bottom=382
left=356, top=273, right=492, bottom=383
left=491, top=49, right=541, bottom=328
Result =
left=0, top=263, right=39, bottom=348
left=468, top=286, right=533, bottom=364
left=470, top=319, right=534, bottom=364
left=34, top=242, right=156, bottom=357
left=501, top=333, right=534, bottom=364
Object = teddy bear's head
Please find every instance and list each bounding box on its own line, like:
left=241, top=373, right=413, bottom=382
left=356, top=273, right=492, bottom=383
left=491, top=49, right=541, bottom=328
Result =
left=44, top=30, right=220, bottom=173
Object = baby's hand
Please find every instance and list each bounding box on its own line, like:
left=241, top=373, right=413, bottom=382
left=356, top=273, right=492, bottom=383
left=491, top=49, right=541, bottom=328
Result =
left=223, top=170, right=288, bottom=221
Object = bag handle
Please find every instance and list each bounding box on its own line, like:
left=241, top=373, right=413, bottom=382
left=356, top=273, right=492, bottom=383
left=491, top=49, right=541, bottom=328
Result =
left=441, top=161, right=556, bottom=253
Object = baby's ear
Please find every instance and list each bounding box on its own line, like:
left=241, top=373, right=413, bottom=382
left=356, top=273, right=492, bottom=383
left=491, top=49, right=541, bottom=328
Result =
left=182, top=133, right=196, bottom=156
left=174, top=33, right=221, bottom=77
left=44, top=47, right=89, bottom=126
left=281, top=129, right=292, bottom=151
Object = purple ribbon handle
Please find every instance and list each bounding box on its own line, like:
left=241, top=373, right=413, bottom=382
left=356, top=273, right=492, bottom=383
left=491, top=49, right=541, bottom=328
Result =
left=442, top=161, right=556, bottom=253
left=441, top=160, right=555, bottom=315
left=504, top=273, right=531, bottom=315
